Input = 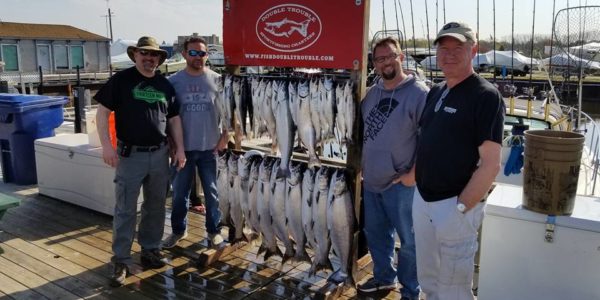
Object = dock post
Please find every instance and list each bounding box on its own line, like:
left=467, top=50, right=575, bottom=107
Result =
left=73, top=86, right=86, bottom=133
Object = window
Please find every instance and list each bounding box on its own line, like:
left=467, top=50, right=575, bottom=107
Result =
left=1, top=44, right=19, bottom=71
left=54, top=45, right=68, bottom=69
left=70, top=45, right=84, bottom=69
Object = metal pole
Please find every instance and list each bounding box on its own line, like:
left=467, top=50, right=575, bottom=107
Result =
left=76, top=65, right=81, bottom=87
left=108, top=8, right=114, bottom=43
left=38, top=66, right=44, bottom=95
left=74, top=86, right=84, bottom=133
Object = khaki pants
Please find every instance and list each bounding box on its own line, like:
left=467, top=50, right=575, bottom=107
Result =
left=412, top=189, right=485, bottom=300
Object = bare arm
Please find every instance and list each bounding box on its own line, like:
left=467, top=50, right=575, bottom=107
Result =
left=168, top=116, right=186, bottom=170
left=96, top=104, right=118, bottom=168
left=458, top=140, right=501, bottom=210
left=214, top=128, right=229, bottom=154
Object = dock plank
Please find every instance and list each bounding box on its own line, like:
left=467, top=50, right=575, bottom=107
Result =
left=0, top=271, right=46, bottom=300
left=0, top=182, right=375, bottom=300
left=0, top=256, right=81, bottom=299
left=0, top=239, right=110, bottom=300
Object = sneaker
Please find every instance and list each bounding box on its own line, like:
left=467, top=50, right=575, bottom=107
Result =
left=208, top=232, right=224, bottom=246
left=110, top=263, right=128, bottom=287
left=162, top=231, right=188, bottom=249
left=356, top=277, right=397, bottom=293
left=140, top=249, right=168, bottom=269
left=190, top=204, right=206, bottom=214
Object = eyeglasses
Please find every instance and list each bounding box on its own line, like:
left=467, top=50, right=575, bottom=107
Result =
left=373, top=52, right=399, bottom=64
left=137, top=50, right=161, bottom=57
left=188, top=50, right=207, bottom=57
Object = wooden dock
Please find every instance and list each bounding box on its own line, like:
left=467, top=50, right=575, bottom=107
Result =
left=0, top=182, right=409, bottom=299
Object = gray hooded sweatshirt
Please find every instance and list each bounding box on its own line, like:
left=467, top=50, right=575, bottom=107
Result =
left=361, top=74, right=428, bottom=193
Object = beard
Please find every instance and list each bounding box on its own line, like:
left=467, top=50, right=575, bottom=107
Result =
left=187, top=59, right=204, bottom=71
left=381, top=68, right=397, bottom=80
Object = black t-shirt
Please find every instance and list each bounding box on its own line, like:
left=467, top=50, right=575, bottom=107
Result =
left=94, top=67, right=179, bottom=146
left=416, top=74, right=505, bottom=202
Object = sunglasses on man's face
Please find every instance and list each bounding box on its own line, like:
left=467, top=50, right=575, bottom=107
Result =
left=137, top=50, right=161, bottom=57
left=187, top=50, right=207, bottom=57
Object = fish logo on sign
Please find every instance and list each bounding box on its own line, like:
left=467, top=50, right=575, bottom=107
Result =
left=256, top=4, right=322, bottom=52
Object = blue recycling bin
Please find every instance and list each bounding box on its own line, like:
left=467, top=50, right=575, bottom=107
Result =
left=0, top=94, right=68, bottom=185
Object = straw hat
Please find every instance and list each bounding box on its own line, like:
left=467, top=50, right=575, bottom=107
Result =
left=127, top=36, right=167, bottom=66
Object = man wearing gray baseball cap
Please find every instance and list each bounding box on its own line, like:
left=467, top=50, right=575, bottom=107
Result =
left=414, top=22, right=505, bottom=300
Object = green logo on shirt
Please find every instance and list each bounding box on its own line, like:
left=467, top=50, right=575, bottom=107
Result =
left=133, top=84, right=167, bottom=104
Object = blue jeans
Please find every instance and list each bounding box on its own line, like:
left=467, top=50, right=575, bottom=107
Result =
left=363, top=183, right=420, bottom=299
left=171, top=150, right=221, bottom=235
left=112, top=145, right=169, bottom=264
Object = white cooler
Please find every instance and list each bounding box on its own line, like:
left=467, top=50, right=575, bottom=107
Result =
left=34, top=133, right=142, bottom=216
left=478, top=184, right=600, bottom=300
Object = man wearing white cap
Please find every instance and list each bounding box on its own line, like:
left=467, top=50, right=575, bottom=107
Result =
left=413, top=22, right=505, bottom=300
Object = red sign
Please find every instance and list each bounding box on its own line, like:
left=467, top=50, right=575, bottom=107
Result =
left=223, top=0, right=366, bottom=69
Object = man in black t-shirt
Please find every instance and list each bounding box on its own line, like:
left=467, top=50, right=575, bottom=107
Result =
left=414, top=22, right=505, bottom=300
left=94, top=36, right=186, bottom=287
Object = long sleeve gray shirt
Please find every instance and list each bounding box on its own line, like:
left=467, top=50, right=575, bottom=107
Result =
left=361, top=75, right=429, bottom=193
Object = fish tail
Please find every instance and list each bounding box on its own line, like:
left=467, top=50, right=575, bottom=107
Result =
left=263, top=245, right=283, bottom=261
left=276, top=166, right=291, bottom=179
left=294, top=248, right=312, bottom=264
left=281, top=246, right=295, bottom=265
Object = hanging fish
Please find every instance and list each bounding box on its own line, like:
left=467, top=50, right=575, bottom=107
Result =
left=335, top=81, right=346, bottom=145
left=274, top=81, right=295, bottom=178
left=250, top=76, right=261, bottom=138
left=263, top=80, right=278, bottom=150
left=241, top=77, right=254, bottom=136
left=302, top=167, right=317, bottom=256
left=343, top=81, right=356, bottom=144
left=232, top=77, right=242, bottom=133
left=327, top=169, right=355, bottom=285
left=309, top=166, right=333, bottom=276
left=217, top=151, right=230, bottom=226
left=228, top=152, right=245, bottom=244
left=310, top=77, right=322, bottom=143
left=255, top=79, right=268, bottom=138
left=222, top=75, right=234, bottom=131
left=270, top=160, right=295, bottom=264
left=288, top=80, right=300, bottom=127
left=256, top=157, right=282, bottom=260
left=238, top=154, right=254, bottom=239
left=320, top=76, right=336, bottom=141
left=297, top=79, right=321, bottom=169
left=287, top=162, right=310, bottom=263
left=248, top=156, right=263, bottom=236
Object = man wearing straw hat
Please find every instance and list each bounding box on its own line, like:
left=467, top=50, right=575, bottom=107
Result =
left=414, top=22, right=504, bottom=300
left=94, top=36, right=186, bottom=287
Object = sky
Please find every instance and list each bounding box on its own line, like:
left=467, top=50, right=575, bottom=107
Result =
left=1, top=0, right=600, bottom=44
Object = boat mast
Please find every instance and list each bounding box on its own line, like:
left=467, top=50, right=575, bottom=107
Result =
left=425, top=0, right=433, bottom=81
left=493, top=0, right=497, bottom=82
left=476, top=0, right=480, bottom=73
left=381, top=0, right=387, bottom=32
left=511, top=0, right=514, bottom=84
left=398, top=0, right=410, bottom=70
left=528, top=0, right=536, bottom=102
left=548, top=0, right=557, bottom=102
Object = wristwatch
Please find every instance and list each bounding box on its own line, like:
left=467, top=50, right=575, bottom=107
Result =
left=457, top=202, right=467, bottom=214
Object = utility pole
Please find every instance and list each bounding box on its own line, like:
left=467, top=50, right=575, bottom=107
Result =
left=108, top=8, right=114, bottom=43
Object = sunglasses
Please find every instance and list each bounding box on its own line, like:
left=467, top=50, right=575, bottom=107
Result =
left=137, top=50, right=161, bottom=57
left=373, top=52, right=399, bottom=64
left=188, top=50, right=207, bottom=57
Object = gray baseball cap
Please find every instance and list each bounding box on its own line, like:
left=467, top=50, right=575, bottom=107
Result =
left=433, top=22, right=476, bottom=45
